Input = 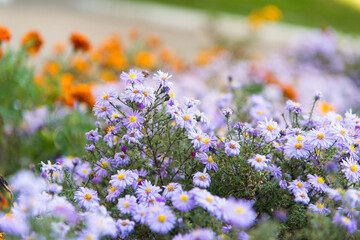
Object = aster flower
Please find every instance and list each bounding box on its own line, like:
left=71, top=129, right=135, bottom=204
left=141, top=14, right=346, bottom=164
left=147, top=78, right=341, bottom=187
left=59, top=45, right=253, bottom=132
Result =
left=0, top=212, right=29, bottom=236
left=193, top=172, right=211, bottom=188
left=113, top=152, right=130, bottom=167
left=307, top=174, right=328, bottom=192
left=197, top=153, right=218, bottom=171
left=341, top=158, right=360, bottom=183
left=95, top=89, right=118, bottom=106
left=247, top=154, right=269, bottom=171
left=294, top=192, right=310, bottom=204
left=109, top=170, right=138, bottom=189
left=223, top=198, right=256, bottom=229
left=121, top=69, right=145, bottom=84
left=123, top=110, right=145, bottom=129
left=94, top=157, right=112, bottom=178
left=172, top=191, right=195, bottom=212
left=306, top=128, right=334, bottom=149
left=86, top=129, right=101, bottom=143
left=75, top=162, right=92, bottom=179
left=116, top=219, right=135, bottom=238
left=106, top=186, right=123, bottom=202
left=284, top=137, right=310, bottom=159
left=162, top=182, right=182, bottom=199
left=177, top=111, right=196, bottom=130
left=85, top=144, right=95, bottom=152
left=185, top=97, right=201, bottom=108
left=258, top=118, right=280, bottom=141
left=222, top=108, right=233, bottom=117
left=188, top=128, right=205, bottom=149
left=188, top=228, right=216, bottom=240
left=145, top=205, right=176, bottom=234
left=224, top=140, right=240, bottom=156
left=154, top=70, right=173, bottom=88
left=85, top=212, right=117, bottom=238
left=288, top=179, right=311, bottom=194
left=132, top=203, right=148, bottom=224
left=192, top=189, right=217, bottom=213
left=136, top=180, right=161, bottom=203
left=93, top=104, right=115, bottom=119
left=332, top=211, right=358, bottom=234
left=308, top=202, right=330, bottom=215
left=74, top=187, right=100, bottom=210
left=199, top=135, right=217, bottom=152
left=117, top=195, right=137, bottom=214
left=123, top=128, right=144, bottom=144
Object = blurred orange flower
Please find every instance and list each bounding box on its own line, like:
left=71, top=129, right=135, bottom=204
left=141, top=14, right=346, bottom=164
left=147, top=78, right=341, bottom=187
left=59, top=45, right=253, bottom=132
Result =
left=43, top=61, right=61, bottom=77
left=100, top=69, right=117, bottom=82
left=134, top=51, right=157, bottom=69
left=21, top=31, right=43, bottom=55
left=69, top=84, right=95, bottom=107
left=53, top=41, right=65, bottom=54
left=0, top=25, right=11, bottom=42
left=61, top=73, right=74, bottom=92
left=33, top=73, right=45, bottom=86
left=318, top=101, right=335, bottom=115
left=261, top=5, right=282, bottom=22
left=70, top=32, right=91, bottom=52
left=71, top=55, right=90, bottom=73
left=147, top=34, right=161, bottom=48
left=280, top=83, right=298, bottom=101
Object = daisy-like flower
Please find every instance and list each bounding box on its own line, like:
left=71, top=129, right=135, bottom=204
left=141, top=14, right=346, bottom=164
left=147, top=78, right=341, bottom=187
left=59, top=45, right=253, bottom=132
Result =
left=94, top=157, right=112, bottom=178
left=192, top=189, right=217, bottom=214
left=284, top=136, right=310, bottom=159
left=132, top=203, right=148, bottom=224
left=247, top=154, right=269, bottom=171
left=225, top=140, right=241, bottom=156
left=288, top=179, right=311, bottom=194
left=294, top=192, right=310, bottom=204
left=193, top=172, right=211, bottom=188
left=74, top=187, right=100, bottom=210
left=308, top=202, right=330, bottom=215
left=199, top=135, right=217, bottom=152
left=136, top=180, right=161, bottom=203
left=146, top=205, right=176, bottom=234
left=113, top=152, right=130, bottom=167
left=172, top=191, right=195, bottom=212
left=109, top=170, right=138, bottom=189
left=197, top=153, right=218, bottom=172
left=120, top=69, right=144, bottom=85
left=123, top=128, right=144, bottom=144
left=106, top=186, right=123, bottom=202
left=341, top=158, right=360, bottom=183
left=75, top=162, right=92, bottom=179
left=307, top=174, right=328, bottom=192
left=184, top=97, right=201, bottom=108
left=154, top=70, right=173, bottom=88
left=162, top=182, right=182, bottom=199
left=123, top=110, right=144, bottom=129
left=258, top=118, right=280, bottom=141
left=86, top=129, right=101, bottom=143
left=332, top=211, right=358, bottom=234
left=93, top=104, right=115, bottom=119
left=330, top=123, right=353, bottom=145
left=223, top=198, right=256, bottom=229
left=188, top=128, right=205, bottom=149
left=96, top=89, right=118, bottom=106
left=117, top=195, right=137, bottom=214
left=306, top=128, right=334, bottom=149
left=116, top=219, right=135, bottom=238
left=177, top=112, right=196, bottom=130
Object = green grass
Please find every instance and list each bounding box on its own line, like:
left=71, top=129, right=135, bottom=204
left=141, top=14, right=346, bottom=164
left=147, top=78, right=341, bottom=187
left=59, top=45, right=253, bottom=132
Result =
left=131, top=0, right=360, bottom=34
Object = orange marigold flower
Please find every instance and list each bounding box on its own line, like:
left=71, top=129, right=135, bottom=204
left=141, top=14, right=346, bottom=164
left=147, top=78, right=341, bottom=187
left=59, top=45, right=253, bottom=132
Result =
left=53, top=41, right=65, bottom=54
left=61, top=73, right=74, bottom=92
left=280, top=83, right=298, bottom=101
left=21, top=31, right=43, bottom=55
left=33, top=73, right=45, bottom=86
left=70, top=32, right=91, bottom=52
left=71, top=55, right=90, bottom=73
left=134, top=51, right=157, bottom=69
left=147, top=34, right=161, bottom=48
left=317, top=101, right=335, bottom=116
left=0, top=25, right=11, bottom=42
left=70, top=84, right=95, bottom=107
left=43, top=61, right=61, bottom=77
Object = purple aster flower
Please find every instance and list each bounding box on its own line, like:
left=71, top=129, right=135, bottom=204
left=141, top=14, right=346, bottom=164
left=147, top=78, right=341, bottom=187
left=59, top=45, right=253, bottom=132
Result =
left=279, top=179, right=287, bottom=190
left=284, top=137, right=310, bottom=159
left=172, top=191, right=195, bottom=212
left=188, top=228, right=216, bottom=240
left=132, top=203, right=148, bottom=224
left=75, top=162, right=92, bottom=179
left=0, top=212, right=29, bottom=236
left=120, top=69, right=144, bottom=84
left=117, top=195, right=137, bottom=214
left=123, top=128, right=144, bottom=144
left=307, top=174, right=328, bottom=192
left=154, top=70, right=173, bottom=88
left=109, top=170, right=138, bottom=189
left=145, top=205, right=176, bottom=234
left=288, top=179, right=311, bottom=194
left=258, top=118, right=280, bottom=141
left=294, top=192, right=310, bottom=204
left=326, top=188, right=343, bottom=201
left=306, top=128, right=334, bottom=149
left=341, top=158, right=360, bottom=183
left=93, top=104, right=115, bottom=119
left=123, top=110, right=144, bottom=129
left=116, top=219, right=135, bottom=238
left=136, top=180, right=161, bottom=204
left=199, top=135, right=217, bottom=152
left=177, top=112, right=196, bottom=130
left=332, top=211, right=358, bottom=234
left=95, top=89, right=118, bottom=106
left=162, top=182, right=182, bottom=199
left=197, top=153, right=218, bottom=172
left=74, top=187, right=100, bottom=210
left=267, top=164, right=282, bottom=179
left=308, top=202, right=330, bottom=215
left=188, top=128, right=205, bottom=149
left=94, top=157, right=112, bottom=178
left=85, top=144, right=95, bottom=152
left=286, top=100, right=302, bottom=114
left=222, top=108, right=233, bottom=117
left=247, top=154, right=269, bottom=171
left=192, top=189, right=217, bottom=214
left=113, top=152, right=130, bottom=167
left=193, top=172, right=211, bottom=188
left=106, top=186, right=123, bottom=202
left=184, top=97, right=200, bottom=108
left=223, top=198, right=256, bottom=229
left=225, top=140, right=240, bottom=156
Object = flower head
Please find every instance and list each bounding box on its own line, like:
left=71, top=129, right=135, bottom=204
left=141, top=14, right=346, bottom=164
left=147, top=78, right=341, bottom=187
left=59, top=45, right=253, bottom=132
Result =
left=70, top=32, right=91, bottom=52
left=74, top=187, right=100, bottom=210
left=21, top=31, right=43, bottom=55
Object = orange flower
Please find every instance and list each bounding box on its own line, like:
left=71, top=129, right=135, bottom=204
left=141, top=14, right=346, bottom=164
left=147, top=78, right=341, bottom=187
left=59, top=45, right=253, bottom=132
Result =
left=70, top=84, right=95, bottom=107
left=100, top=69, right=117, bottom=82
left=317, top=101, right=335, bottom=116
left=33, top=73, right=45, bottom=85
left=147, top=34, right=161, bottom=48
left=70, top=32, right=91, bottom=52
left=280, top=83, right=298, bottom=101
left=61, top=73, right=74, bottom=93
left=43, top=61, right=61, bottom=77
left=53, top=41, right=65, bottom=54
left=71, top=55, right=90, bottom=73
left=134, top=51, right=157, bottom=69
left=21, top=31, right=43, bottom=55
left=0, top=25, right=11, bottom=42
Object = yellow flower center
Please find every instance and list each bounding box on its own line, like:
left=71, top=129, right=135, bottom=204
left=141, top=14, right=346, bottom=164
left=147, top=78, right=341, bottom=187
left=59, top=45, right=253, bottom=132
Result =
left=145, top=188, right=151, bottom=194
left=206, top=196, right=213, bottom=202
left=100, top=106, right=107, bottom=111
left=207, top=157, right=213, bottom=163
left=167, top=185, right=174, bottom=192
left=296, top=135, right=303, bottom=142
left=124, top=202, right=129, bottom=208
left=162, top=76, right=167, bottom=81
left=107, top=126, right=114, bottom=133
left=86, top=235, right=93, bottom=240
left=143, top=91, right=148, bottom=97
left=133, top=90, right=139, bottom=93
left=158, top=215, right=166, bottom=223
left=203, top=138, right=210, bottom=145
left=129, top=74, right=136, bottom=79
left=180, top=195, right=188, bottom=201
left=118, top=174, right=125, bottom=180
left=267, top=125, right=274, bottom=131
left=110, top=187, right=116, bottom=193
left=351, top=165, right=358, bottom=172
left=340, top=129, right=346, bottom=135
left=101, top=162, right=108, bottom=168
left=297, top=182, right=303, bottom=188
left=183, top=115, right=189, bottom=121
left=122, top=222, right=128, bottom=226
left=294, top=143, right=303, bottom=149
left=317, top=134, right=324, bottom=140
left=84, top=194, right=92, bottom=201
left=229, top=144, right=236, bottom=149
left=256, top=157, right=263, bottom=163
left=196, top=135, right=202, bottom=141
left=317, top=177, right=325, bottom=184
left=199, top=175, right=206, bottom=181
left=316, top=203, right=324, bottom=209
left=102, top=94, right=109, bottom=100
left=236, top=207, right=243, bottom=214
left=82, top=169, right=88, bottom=173
left=344, top=217, right=350, bottom=223
left=129, top=116, right=136, bottom=122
